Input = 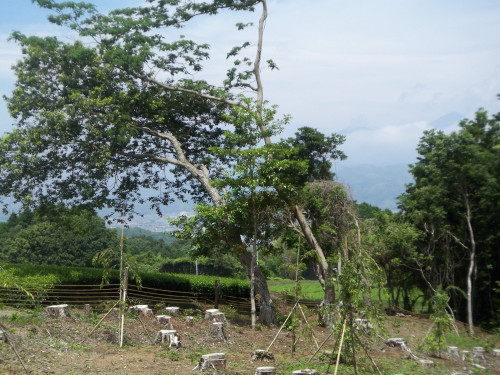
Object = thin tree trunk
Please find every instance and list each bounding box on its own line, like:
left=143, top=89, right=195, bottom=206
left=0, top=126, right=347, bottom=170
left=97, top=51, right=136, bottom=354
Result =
left=464, top=196, right=475, bottom=336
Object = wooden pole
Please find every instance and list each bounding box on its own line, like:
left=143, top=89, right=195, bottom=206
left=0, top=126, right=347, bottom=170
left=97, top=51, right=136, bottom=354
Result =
left=89, top=299, right=120, bottom=337
left=333, top=319, right=347, bottom=375
left=120, top=267, right=129, bottom=348
left=266, top=300, right=299, bottom=352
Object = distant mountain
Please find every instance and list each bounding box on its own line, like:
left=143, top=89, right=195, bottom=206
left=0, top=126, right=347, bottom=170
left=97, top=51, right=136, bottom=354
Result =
left=429, top=112, right=464, bottom=130
left=115, top=227, right=176, bottom=244
left=335, top=163, right=412, bottom=211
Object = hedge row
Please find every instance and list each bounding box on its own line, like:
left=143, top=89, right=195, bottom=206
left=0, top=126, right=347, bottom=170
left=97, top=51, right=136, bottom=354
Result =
left=1, top=263, right=250, bottom=299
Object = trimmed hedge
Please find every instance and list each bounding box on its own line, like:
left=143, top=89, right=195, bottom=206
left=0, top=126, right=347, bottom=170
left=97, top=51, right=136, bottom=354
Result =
left=1, top=263, right=250, bottom=298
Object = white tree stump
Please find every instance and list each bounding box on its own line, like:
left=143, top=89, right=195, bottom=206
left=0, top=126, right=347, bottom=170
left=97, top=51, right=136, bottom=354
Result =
left=292, top=370, right=319, bottom=375
left=164, top=307, right=180, bottom=316
left=185, top=316, right=194, bottom=326
left=156, top=315, right=174, bottom=329
left=419, top=359, right=435, bottom=368
left=255, top=366, right=276, bottom=375
left=205, top=309, right=219, bottom=319
left=129, top=305, right=153, bottom=318
left=492, top=349, right=500, bottom=358
left=212, top=312, right=227, bottom=325
left=193, top=353, right=226, bottom=372
left=462, top=350, right=471, bottom=361
left=46, top=304, right=71, bottom=318
left=0, top=330, right=7, bottom=343
left=386, top=338, right=405, bottom=347
left=472, top=347, right=486, bottom=361
left=155, top=329, right=181, bottom=347
left=448, top=346, right=460, bottom=358
left=354, top=318, right=373, bottom=334
left=251, top=349, right=275, bottom=363
left=210, top=322, right=226, bottom=342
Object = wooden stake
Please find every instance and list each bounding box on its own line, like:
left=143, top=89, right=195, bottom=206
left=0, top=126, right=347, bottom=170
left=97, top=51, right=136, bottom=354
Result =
left=89, top=300, right=120, bottom=337
left=266, top=300, right=299, bottom=352
left=120, top=267, right=129, bottom=348
left=333, top=319, right=347, bottom=375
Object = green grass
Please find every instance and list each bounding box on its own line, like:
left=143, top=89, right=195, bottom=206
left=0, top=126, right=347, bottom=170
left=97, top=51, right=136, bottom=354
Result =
left=268, top=278, right=428, bottom=313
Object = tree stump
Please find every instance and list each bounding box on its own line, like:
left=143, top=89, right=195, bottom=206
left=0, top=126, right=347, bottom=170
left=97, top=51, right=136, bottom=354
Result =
left=210, top=322, right=226, bottom=342
left=164, top=307, right=180, bottom=316
left=462, top=350, right=471, bottom=361
left=185, top=316, right=194, bottom=327
left=419, top=359, right=435, bottom=368
left=255, top=366, right=276, bottom=375
left=193, top=353, right=226, bottom=372
left=386, top=338, right=405, bottom=347
left=212, top=312, right=227, bottom=325
left=472, top=347, right=486, bottom=361
left=129, top=305, right=153, bottom=318
left=492, top=349, right=500, bottom=358
left=205, top=309, right=219, bottom=319
left=84, top=304, right=91, bottom=317
left=251, top=349, right=275, bottom=363
left=354, top=318, right=373, bottom=335
left=156, top=315, right=174, bottom=329
left=0, top=330, right=7, bottom=343
left=155, top=330, right=181, bottom=347
left=292, top=370, right=319, bottom=375
left=448, top=346, right=460, bottom=359
left=46, top=304, right=71, bottom=318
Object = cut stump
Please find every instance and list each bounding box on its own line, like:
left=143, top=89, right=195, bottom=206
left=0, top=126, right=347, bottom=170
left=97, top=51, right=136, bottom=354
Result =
left=419, top=359, right=435, bottom=368
left=155, top=329, right=181, bottom=347
left=129, top=305, right=153, bottom=318
left=0, top=330, right=7, bottom=343
left=205, top=309, right=219, bottom=319
left=255, top=366, right=276, bottom=375
left=448, top=346, right=460, bottom=359
left=210, top=322, right=226, bottom=342
left=492, top=349, right=500, bottom=358
left=156, top=315, right=174, bottom=329
left=472, top=347, right=486, bottom=361
left=292, top=370, right=319, bottom=375
left=46, top=304, right=71, bottom=318
left=251, top=349, right=275, bottom=363
left=193, top=352, right=226, bottom=372
left=185, top=316, right=194, bottom=327
left=164, top=307, right=180, bottom=316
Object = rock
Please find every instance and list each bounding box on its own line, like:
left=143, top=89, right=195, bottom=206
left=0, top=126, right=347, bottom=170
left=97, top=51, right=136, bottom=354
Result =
left=156, top=315, right=173, bottom=329
left=193, top=353, right=226, bottom=372
left=46, top=304, right=71, bottom=318
left=155, top=330, right=181, bottom=348
left=251, top=349, right=275, bottom=363
left=164, top=307, right=180, bottom=316
left=473, top=363, right=486, bottom=370
left=255, top=366, right=276, bottom=375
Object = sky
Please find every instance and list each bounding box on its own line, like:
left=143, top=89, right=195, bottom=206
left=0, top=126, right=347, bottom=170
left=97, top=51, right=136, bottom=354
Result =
left=1, top=0, right=499, bottom=170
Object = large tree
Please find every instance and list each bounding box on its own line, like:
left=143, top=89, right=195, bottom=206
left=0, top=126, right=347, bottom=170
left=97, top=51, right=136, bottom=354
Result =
left=399, top=109, right=500, bottom=332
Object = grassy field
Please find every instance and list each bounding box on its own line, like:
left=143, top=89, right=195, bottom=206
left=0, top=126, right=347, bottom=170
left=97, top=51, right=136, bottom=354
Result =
left=268, top=278, right=429, bottom=312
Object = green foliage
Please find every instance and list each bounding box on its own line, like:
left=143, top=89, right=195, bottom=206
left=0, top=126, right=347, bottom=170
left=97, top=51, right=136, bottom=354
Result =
left=0, top=206, right=120, bottom=268
left=356, top=202, right=392, bottom=219
left=399, top=108, right=500, bottom=326
left=420, top=288, right=453, bottom=357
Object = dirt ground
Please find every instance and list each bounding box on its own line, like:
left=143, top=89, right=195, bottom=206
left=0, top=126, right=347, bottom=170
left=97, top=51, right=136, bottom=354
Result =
left=0, top=303, right=499, bottom=374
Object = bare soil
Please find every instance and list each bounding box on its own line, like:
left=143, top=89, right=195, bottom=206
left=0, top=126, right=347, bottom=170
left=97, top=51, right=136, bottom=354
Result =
left=0, top=303, right=499, bottom=374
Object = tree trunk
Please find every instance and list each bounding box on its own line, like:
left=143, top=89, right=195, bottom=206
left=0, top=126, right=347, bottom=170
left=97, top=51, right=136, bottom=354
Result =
left=464, top=196, right=475, bottom=336
left=238, top=249, right=275, bottom=326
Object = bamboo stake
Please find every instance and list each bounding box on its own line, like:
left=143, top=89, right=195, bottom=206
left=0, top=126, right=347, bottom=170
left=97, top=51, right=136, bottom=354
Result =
left=333, top=319, right=347, bottom=375
left=89, top=300, right=120, bottom=337
left=297, top=303, right=319, bottom=349
left=266, top=300, right=299, bottom=352
left=309, top=330, right=334, bottom=362
left=0, top=323, right=29, bottom=374
left=127, top=296, right=154, bottom=345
